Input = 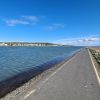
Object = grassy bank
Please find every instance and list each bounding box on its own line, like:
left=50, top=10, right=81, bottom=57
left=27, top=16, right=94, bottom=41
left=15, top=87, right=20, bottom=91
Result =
left=89, top=48, right=100, bottom=65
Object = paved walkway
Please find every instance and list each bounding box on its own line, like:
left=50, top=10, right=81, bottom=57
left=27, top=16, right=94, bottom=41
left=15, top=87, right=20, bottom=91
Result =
left=23, top=48, right=100, bottom=100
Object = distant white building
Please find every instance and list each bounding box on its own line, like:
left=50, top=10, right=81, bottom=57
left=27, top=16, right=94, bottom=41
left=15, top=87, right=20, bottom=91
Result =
left=0, top=42, right=8, bottom=46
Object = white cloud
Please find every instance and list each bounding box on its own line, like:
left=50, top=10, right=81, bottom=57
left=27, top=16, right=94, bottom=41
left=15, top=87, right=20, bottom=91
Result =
left=77, top=37, right=100, bottom=42
left=3, top=15, right=41, bottom=26
left=5, top=19, right=29, bottom=26
left=53, top=24, right=65, bottom=28
left=46, top=23, right=65, bottom=30
left=22, top=16, right=38, bottom=21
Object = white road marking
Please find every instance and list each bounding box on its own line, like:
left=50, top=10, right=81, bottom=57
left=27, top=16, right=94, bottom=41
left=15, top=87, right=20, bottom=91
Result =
left=88, top=49, right=100, bottom=85
left=24, top=89, right=36, bottom=99
left=24, top=51, right=79, bottom=99
left=37, top=53, right=77, bottom=90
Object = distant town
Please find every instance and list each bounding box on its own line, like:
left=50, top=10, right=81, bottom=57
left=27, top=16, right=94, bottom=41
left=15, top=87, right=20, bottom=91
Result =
left=0, top=42, right=67, bottom=46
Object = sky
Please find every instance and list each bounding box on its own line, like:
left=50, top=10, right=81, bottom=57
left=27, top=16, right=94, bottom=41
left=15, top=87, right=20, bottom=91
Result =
left=0, top=0, right=100, bottom=46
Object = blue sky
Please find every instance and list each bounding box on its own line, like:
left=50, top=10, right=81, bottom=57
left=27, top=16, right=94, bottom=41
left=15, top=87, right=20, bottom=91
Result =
left=0, top=0, right=100, bottom=46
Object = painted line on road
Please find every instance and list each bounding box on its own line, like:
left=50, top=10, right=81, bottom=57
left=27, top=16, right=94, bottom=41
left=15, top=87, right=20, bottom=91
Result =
left=88, top=49, right=100, bottom=85
left=37, top=52, right=79, bottom=90
left=24, top=89, right=36, bottom=99
left=24, top=51, right=80, bottom=99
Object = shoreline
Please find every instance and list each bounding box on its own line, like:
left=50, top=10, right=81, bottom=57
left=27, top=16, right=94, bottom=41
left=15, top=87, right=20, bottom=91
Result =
left=0, top=49, right=81, bottom=99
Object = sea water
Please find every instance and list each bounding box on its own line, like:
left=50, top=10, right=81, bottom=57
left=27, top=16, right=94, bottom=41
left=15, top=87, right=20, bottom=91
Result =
left=0, top=46, right=82, bottom=82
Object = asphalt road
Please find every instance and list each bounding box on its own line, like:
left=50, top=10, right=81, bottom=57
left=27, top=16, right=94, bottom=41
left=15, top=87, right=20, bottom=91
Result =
left=24, top=48, right=100, bottom=100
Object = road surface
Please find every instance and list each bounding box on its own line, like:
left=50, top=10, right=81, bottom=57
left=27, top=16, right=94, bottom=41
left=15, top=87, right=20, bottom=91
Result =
left=22, top=49, right=100, bottom=100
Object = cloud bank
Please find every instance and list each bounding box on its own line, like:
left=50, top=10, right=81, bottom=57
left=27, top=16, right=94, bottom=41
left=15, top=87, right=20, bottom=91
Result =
left=54, top=37, right=100, bottom=46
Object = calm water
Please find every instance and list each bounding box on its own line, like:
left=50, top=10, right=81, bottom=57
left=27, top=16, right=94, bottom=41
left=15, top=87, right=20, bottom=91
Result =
left=0, top=46, right=81, bottom=82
